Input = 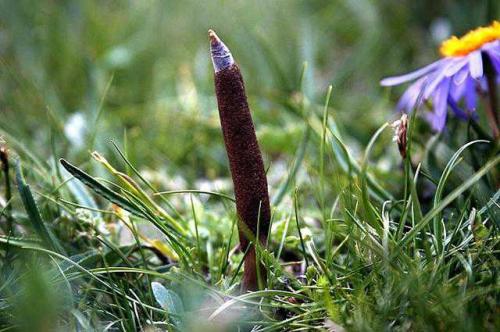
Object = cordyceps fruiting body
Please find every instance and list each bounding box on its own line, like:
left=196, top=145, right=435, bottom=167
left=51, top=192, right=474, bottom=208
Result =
left=209, top=29, right=271, bottom=291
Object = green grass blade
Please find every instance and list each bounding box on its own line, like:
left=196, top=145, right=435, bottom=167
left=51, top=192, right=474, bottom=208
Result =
left=432, top=140, right=489, bottom=254
left=392, top=154, right=500, bottom=258
left=15, top=160, right=65, bottom=254
left=360, top=123, right=388, bottom=227
left=59, top=158, right=144, bottom=217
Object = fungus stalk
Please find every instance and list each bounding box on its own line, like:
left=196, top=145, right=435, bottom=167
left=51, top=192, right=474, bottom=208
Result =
left=209, top=30, right=271, bottom=291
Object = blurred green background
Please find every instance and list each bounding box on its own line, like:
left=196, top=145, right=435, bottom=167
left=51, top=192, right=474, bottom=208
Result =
left=0, top=0, right=493, bottom=182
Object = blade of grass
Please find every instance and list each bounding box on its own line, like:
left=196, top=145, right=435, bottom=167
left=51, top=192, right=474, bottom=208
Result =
left=360, top=123, right=388, bottom=228
left=15, top=160, right=65, bottom=254
left=60, top=158, right=144, bottom=217
left=293, top=188, right=309, bottom=268
left=88, top=74, right=114, bottom=149
left=392, top=154, right=500, bottom=258
left=432, top=139, right=489, bottom=254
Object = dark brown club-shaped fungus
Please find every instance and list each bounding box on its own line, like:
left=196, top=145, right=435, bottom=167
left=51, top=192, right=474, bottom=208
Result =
left=209, top=29, right=271, bottom=291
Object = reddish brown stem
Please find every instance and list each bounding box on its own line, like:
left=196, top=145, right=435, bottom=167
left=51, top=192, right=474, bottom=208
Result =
left=210, top=30, right=270, bottom=291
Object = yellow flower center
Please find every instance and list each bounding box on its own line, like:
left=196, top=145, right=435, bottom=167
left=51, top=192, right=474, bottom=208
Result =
left=440, top=21, right=500, bottom=57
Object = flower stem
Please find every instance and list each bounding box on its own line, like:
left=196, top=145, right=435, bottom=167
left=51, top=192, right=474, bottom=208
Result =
left=482, top=51, right=499, bottom=140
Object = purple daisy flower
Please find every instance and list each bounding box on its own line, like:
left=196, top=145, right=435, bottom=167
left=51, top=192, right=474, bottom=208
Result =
left=381, top=21, right=500, bottom=132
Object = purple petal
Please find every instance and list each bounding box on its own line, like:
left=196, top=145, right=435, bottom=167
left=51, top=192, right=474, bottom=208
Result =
left=469, top=50, right=483, bottom=79
left=447, top=96, right=469, bottom=120
left=464, top=76, right=477, bottom=111
left=484, top=45, right=500, bottom=59
left=423, top=58, right=463, bottom=99
left=380, top=59, right=445, bottom=86
left=481, top=40, right=500, bottom=53
left=444, top=57, right=468, bottom=76
left=423, top=60, right=451, bottom=99
left=396, top=77, right=427, bottom=112
left=450, top=74, right=467, bottom=101
left=485, top=49, right=500, bottom=74
left=449, top=73, right=478, bottom=119
left=478, top=77, right=488, bottom=91
left=430, top=78, right=451, bottom=131
left=453, top=65, right=469, bottom=85
left=424, top=112, right=437, bottom=127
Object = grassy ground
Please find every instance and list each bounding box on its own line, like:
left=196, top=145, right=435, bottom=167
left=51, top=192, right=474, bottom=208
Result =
left=0, top=1, right=499, bottom=331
